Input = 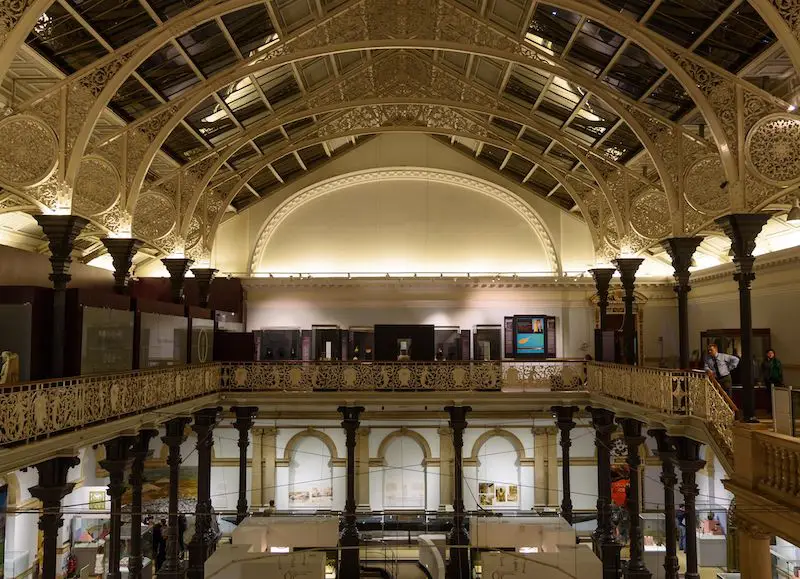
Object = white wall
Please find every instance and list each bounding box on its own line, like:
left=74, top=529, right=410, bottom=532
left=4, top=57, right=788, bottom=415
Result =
left=213, top=133, right=595, bottom=275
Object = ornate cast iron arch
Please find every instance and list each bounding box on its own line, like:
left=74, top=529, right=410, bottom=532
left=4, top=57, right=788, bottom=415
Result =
left=247, top=168, right=564, bottom=275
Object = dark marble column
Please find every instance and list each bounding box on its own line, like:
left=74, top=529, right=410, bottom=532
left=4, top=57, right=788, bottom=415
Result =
left=160, top=417, right=192, bottom=579
left=649, top=430, right=679, bottom=579
left=128, top=430, right=157, bottom=579
left=28, top=456, right=80, bottom=579
left=662, top=237, right=703, bottom=369
left=445, top=405, right=472, bottom=579
left=188, top=407, right=222, bottom=579
left=33, top=214, right=89, bottom=377
left=589, top=267, right=616, bottom=361
left=716, top=214, right=770, bottom=421
left=190, top=268, right=218, bottom=308
left=618, top=418, right=650, bottom=579
left=162, top=257, right=194, bottom=304
left=338, top=406, right=365, bottom=579
left=553, top=405, right=578, bottom=525
left=102, top=237, right=144, bottom=295
left=101, top=437, right=135, bottom=579
left=232, top=406, right=257, bottom=524
left=613, top=258, right=644, bottom=365
left=674, top=437, right=706, bottom=579
left=588, top=407, right=621, bottom=579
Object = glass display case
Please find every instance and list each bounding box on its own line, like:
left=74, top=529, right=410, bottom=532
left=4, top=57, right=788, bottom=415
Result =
left=697, top=507, right=727, bottom=568
left=257, top=329, right=301, bottom=360
left=434, top=327, right=461, bottom=361
left=474, top=325, right=502, bottom=361
left=120, top=523, right=154, bottom=579
left=313, top=325, right=342, bottom=360
left=349, top=327, right=374, bottom=361
left=139, top=310, right=188, bottom=368
left=81, top=306, right=135, bottom=373
left=772, top=537, right=800, bottom=578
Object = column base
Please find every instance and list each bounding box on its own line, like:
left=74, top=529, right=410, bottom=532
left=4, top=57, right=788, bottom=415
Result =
left=624, top=565, right=652, bottom=579
left=599, top=541, right=622, bottom=579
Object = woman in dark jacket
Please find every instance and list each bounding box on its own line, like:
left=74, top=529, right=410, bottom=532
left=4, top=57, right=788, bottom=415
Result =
left=762, top=349, right=784, bottom=413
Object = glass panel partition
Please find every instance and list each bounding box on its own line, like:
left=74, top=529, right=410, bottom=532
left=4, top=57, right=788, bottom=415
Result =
left=81, top=306, right=134, bottom=374
left=139, top=312, right=188, bottom=368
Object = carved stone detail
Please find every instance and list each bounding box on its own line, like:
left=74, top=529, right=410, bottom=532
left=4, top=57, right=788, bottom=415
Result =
left=0, top=115, right=58, bottom=187
left=73, top=156, right=120, bottom=216
left=746, top=114, right=800, bottom=185
left=684, top=156, right=730, bottom=215
left=630, top=189, right=670, bottom=240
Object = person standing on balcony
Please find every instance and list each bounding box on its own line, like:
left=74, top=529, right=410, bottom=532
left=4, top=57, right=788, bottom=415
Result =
left=762, top=349, right=784, bottom=410
left=704, top=344, right=739, bottom=392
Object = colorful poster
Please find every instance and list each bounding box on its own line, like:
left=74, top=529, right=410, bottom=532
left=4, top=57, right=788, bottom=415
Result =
left=515, top=317, right=545, bottom=355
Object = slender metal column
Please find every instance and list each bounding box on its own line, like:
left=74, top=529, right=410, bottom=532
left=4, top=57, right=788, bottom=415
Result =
left=649, top=430, right=679, bottom=579
left=338, top=406, right=365, bottom=579
left=553, top=406, right=578, bottom=525
left=588, top=407, right=621, bottom=579
left=716, top=214, right=770, bottom=421
left=160, top=417, right=191, bottom=579
left=445, top=405, right=472, bottom=579
left=589, top=267, right=616, bottom=361
left=613, top=258, right=644, bottom=365
left=188, top=407, right=221, bottom=579
left=232, top=406, right=258, bottom=523
left=28, top=456, right=80, bottom=579
left=662, top=237, right=703, bottom=369
left=101, top=437, right=135, bottom=579
left=674, top=437, right=706, bottom=579
left=619, top=419, right=650, bottom=579
left=128, top=430, right=157, bottom=579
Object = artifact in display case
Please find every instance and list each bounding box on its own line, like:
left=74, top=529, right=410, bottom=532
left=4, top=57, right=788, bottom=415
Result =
left=349, top=327, right=374, bottom=361
left=120, top=522, right=154, bottom=579
left=435, top=327, right=461, bottom=361
left=258, top=328, right=301, bottom=360
left=641, top=513, right=668, bottom=579
left=474, top=325, right=502, bottom=361
left=313, top=325, right=343, bottom=360
left=697, top=507, right=727, bottom=568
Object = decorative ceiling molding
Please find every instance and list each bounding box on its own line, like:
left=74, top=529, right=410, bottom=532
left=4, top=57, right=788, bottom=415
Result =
left=248, top=167, right=563, bottom=275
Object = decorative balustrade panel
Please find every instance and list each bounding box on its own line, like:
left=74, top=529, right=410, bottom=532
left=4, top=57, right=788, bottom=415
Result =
left=0, top=365, right=219, bottom=447
left=586, top=362, right=680, bottom=413
left=688, top=372, right=735, bottom=461
left=218, top=360, right=586, bottom=392
left=755, top=431, right=800, bottom=504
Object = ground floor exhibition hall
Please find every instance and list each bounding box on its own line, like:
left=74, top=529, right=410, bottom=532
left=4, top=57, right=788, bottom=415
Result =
left=6, top=400, right=788, bottom=579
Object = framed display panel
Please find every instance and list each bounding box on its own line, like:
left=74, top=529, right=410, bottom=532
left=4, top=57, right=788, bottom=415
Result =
left=64, top=289, right=133, bottom=376
left=512, top=315, right=547, bottom=358
left=216, top=310, right=244, bottom=332
left=460, top=329, right=471, bottom=361
left=374, top=324, right=435, bottom=361
left=257, top=328, right=301, bottom=360
left=312, top=325, right=342, bottom=360
left=349, top=327, right=374, bottom=361
left=473, top=325, right=502, bottom=361
left=133, top=299, right=187, bottom=369
left=435, top=327, right=461, bottom=361
left=186, top=307, right=215, bottom=364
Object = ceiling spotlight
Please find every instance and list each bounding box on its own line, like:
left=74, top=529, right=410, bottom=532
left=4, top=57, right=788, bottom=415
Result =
left=788, top=198, right=800, bottom=223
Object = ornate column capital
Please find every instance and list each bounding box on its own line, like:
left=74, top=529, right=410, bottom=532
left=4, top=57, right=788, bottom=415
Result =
left=162, top=257, right=194, bottom=304
left=714, top=214, right=770, bottom=285
left=101, top=436, right=135, bottom=495
left=102, top=237, right=144, bottom=295
left=612, top=258, right=644, bottom=293
left=34, top=214, right=90, bottom=290
left=662, top=237, right=703, bottom=292
left=190, top=268, right=218, bottom=308
left=589, top=267, right=616, bottom=298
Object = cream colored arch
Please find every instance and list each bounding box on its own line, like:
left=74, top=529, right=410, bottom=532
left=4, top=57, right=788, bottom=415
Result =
left=283, top=428, right=340, bottom=462
left=468, top=428, right=527, bottom=464
left=376, top=429, right=433, bottom=465
left=248, top=167, right=563, bottom=275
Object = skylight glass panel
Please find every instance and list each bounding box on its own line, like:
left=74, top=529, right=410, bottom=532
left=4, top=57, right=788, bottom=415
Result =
left=695, top=3, right=775, bottom=72
left=27, top=4, right=108, bottom=73
left=528, top=5, right=580, bottom=56
left=603, top=42, right=665, bottom=99
left=64, top=0, right=157, bottom=49
left=111, top=76, right=162, bottom=120
left=177, top=21, right=238, bottom=77
left=564, top=20, right=625, bottom=78
left=221, top=5, right=277, bottom=57
left=646, top=0, right=729, bottom=47
left=138, top=44, right=201, bottom=100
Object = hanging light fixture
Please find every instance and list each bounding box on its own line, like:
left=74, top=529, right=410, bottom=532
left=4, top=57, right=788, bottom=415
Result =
left=787, top=198, right=800, bottom=223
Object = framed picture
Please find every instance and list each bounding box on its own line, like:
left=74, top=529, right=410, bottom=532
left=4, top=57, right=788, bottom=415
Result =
left=88, top=490, right=107, bottom=511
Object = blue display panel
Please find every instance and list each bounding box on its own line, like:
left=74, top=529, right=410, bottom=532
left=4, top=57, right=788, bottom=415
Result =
left=514, top=316, right=546, bottom=356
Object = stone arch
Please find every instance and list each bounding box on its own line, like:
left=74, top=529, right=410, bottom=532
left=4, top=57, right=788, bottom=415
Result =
left=248, top=167, right=563, bottom=276
left=469, top=428, right=527, bottom=465
left=283, top=428, right=340, bottom=462
left=376, top=428, right=433, bottom=465
left=1, top=472, right=21, bottom=506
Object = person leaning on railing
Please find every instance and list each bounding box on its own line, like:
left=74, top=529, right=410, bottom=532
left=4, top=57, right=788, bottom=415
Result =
left=704, top=343, right=739, bottom=392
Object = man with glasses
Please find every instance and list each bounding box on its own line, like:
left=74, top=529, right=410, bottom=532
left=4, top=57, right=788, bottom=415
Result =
left=704, top=343, right=739, bottom=392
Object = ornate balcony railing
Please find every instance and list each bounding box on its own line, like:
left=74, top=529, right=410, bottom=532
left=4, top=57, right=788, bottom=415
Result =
left=586, top=362, right=735, bottom=462
left=0, top=364, right=219, bottom=447
left=754, top=430, right=800, bottom=505
left=218, top=360, right=586, bottom=392
left=0, top=361, right=736, bottom=463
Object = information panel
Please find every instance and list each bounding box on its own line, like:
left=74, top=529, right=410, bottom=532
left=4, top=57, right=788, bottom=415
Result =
left=513, top=315, right=547, bottom=358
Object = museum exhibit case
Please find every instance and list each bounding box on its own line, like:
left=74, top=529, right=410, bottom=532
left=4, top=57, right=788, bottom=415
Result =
left=641, top=513, right=667, bottom=579
left=697, top=507, right=728, bottom=568
left=186, top=307, right=215, bottom=364
left=772, top=537, right=800, bottom=578
left=474, top=325, right=502, bottom=361
left=257, top=328, right=301, bottom=360
left=434, top=327, right=460, bottom=361
left=135, top=300, right=188, bottom=368
left=312, top=325, right=343, bottom=361
left=374, top=324, right=435, bottom=361
left=348, top=327, right=374, bottom=361
left=0, top=286, right=53, bottom=381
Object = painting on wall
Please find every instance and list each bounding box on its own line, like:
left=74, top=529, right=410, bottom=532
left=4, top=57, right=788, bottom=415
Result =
left=123, top=464, right=198, bottom=504
left=288, top=486, right=333, bottom=507
left=88, top=490, right=107, bottom=511
left=479, top=482, right=519, bottom=507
